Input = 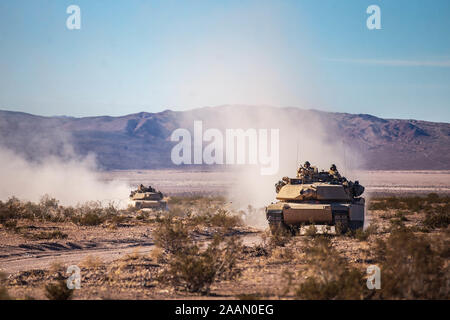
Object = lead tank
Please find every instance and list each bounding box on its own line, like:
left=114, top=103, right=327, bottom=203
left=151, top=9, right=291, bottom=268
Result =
left=266, top=169, right=365, bottom=234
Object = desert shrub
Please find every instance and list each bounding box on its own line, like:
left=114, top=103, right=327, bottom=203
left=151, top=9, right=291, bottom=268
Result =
left=374, top=226, right=448, bottom=299
left=368, top=201, right=387, bottom=211
left=295, top=237, right=368, bottom=300
left=16, top=195, right=64, bottom=222
left=1, top=197, right=125, bottom=225
left=39, top=195, right=59, bottom=209
left=39, top=195, right=61, bottom=221
left=109, top=214, right=127, bottom=225
left=0, top=197, right=22, bottom=223
left=208, top=209, right=242, bottom=229
left=0, top=272, right=11, bottom=300
left=153, top=217, right=190, bottom=254
left=29, top=230, right=68, bottom=240
left=150, top=246, right=165, bottom=263
left=369, top=194, right=450, bottom=214
left=189, top=209, right=242, bottom=231
left=369, top=197, right=403, bottom=211
left=45, top=277, right=73, bottom=300
left=297, top=270, right=364, bottom=300
left=3, top=219, right=18, bottom=230
left=423, top=205, right=450, bottom=229
left=304, top=224, right=318, bottom=237
left=426, top=193, right=440, bottom=202
left=70, top=202, right=112, bottom=226
left=267, top=226, right=292, bottom=247
left=401, top=197, right=424, bottom=212
left=269, top=246, right=295, bottom=263
left=154, top=216, right=242, bottom=294
left=165, top=246, right=215, bottom=293
left=347, top=223, right=378, bottom=241
left=163, top=235, right=242, bottom=294
left=49, top=261, right=64, bottom=274
left=72, top=212, right=104, bottom=226
left=389, top=216, right=407, bottom=229
left=0, top=285, right=11, bottom=300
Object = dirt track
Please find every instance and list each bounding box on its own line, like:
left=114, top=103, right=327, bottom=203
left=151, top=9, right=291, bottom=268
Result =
left=0, top=225, right=262, bottom=275
left=0, top=238, right=154, bottom=274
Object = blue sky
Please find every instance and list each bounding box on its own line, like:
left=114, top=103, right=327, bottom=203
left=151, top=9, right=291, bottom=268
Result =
left=0, top=0, right=449, bottom=122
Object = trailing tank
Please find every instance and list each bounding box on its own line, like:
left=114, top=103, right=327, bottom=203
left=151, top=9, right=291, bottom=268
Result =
left=266, top=168, right=365, bottom=234
left=129, top=184, right=168, bottom=211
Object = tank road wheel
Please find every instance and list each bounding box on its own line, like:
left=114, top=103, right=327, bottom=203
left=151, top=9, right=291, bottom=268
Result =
left=333, top=211, right=349, bottom=234
left=266, top=210, right=289, bottom=235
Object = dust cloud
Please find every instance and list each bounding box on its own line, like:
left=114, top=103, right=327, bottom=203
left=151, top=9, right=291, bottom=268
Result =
left=0, top=147, right=130, bottom=207
left=183, top=106, right=365, bottom=229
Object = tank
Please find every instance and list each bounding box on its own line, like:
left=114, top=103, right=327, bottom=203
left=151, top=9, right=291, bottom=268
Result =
left=129, top=185, right=168, bottom=211
left=266, top=166, right=365, bottom=234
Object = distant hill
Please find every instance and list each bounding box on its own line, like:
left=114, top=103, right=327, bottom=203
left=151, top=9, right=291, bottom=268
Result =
left=0, top=106, right=449, bottom=170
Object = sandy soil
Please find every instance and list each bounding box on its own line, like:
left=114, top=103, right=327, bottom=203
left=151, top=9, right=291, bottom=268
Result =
left=2, top=205, right=447, bottom=300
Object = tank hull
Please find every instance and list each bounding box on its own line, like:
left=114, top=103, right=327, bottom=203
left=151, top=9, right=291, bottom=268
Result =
left=132, top=200, right=168, bottom=210
left=266, top=198, right=365, bottom=232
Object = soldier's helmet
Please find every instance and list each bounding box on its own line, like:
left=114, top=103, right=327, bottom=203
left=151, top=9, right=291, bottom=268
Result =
left=304, top=161, right=311, bottom=167
left=330, top=164, right=337, bottom=171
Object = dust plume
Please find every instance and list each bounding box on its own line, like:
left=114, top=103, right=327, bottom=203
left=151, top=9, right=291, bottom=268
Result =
left=0, top=147, right=129, bottom=207
left=181, top=105, right=365, bottom=229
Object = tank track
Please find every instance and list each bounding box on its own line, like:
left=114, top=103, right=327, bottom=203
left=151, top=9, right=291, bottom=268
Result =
left=266, top=210, right=290, bottom=232
left=333, top=210, right=349, bottom=234
left=267, top=208, right=363, bottom=235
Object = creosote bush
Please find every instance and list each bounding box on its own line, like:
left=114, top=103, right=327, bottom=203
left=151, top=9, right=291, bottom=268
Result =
left=154, top=217, right=242, bottom=294
left=0, top=196, right=123, bottom=227
left=45, top=274, right=73, bottom=300
left=0, top=272, right=11, bottom=300
left=369, top=194, right=450, bottom=214
left=294, top=236, right=368, bottom=300
left=153, top=218, right=190, bottom=254
left=28, top=230, right=68, bottom=240
left=189, top=209, right=242, bottom=230
left=267, top=226, right=292, bottom=247
left=346, top=223, right=378, bottom=241
left=374, top=225, right=449, bottom=299
left=423, top=205, right=450, bottom=229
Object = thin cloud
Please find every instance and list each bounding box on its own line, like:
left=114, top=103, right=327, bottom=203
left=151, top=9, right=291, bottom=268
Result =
left=324, top=58, right=450, bottom=67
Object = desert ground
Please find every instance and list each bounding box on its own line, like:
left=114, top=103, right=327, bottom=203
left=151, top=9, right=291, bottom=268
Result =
left=0, top=170, right=449, bottom=300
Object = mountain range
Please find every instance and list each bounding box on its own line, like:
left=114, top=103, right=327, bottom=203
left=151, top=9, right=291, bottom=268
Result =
left=0, top=106, right=449, bottom=170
